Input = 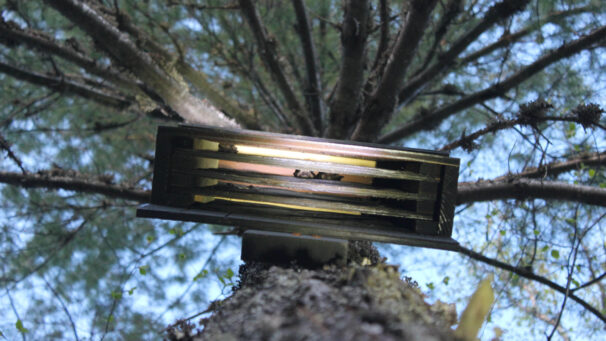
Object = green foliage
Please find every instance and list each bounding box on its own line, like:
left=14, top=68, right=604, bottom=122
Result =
left=15, top=320, right=28, bottom=334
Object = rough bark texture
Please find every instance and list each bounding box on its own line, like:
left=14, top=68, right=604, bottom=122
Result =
left=166, top=243, right=458, bottom=341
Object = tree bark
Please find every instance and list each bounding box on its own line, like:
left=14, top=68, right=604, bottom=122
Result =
left=170, top=261, right=459, bottom=341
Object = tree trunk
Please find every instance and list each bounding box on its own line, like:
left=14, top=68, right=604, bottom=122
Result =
left=167, top=242, right=458, bottom=341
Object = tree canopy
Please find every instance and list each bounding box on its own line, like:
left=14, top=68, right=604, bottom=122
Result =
left=0, top=0, right=605, bottom=340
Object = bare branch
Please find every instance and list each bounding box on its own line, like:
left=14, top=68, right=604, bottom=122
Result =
left=495, top=151, right=606, bottom=181
left=398, top=0, right=530, bottom=106
left=351, top=0, right=438, bottom=142
left=573, top=271, right=606, bottom=292
left=379, top=24, right=606, bottom=143
left=292, top=0, right=324, bottom=132
left=0, top=170, right=150, bottom=202
left=0, top=92, right=58, bottom=128
left=110, top=9, right=257, bottom=128
left=0, top=16, right=139, bottom=90
left=238, top=0, right=316, bottom=135
left=415, top=0, right=463, bottom=74
left=44, top=0, right=237, bottom=127
left=4, top=288, right=25, bottom=341
left=457, top=178, right=606, bottom=207
left=0, top=132, right=27, bottom=173
left=166, top=0, right=239, bottom=10
left=42, top=276, right=80, bottom=341
left=441, top=114, right=604, bottom=152
left=325, top=0, right=370, bottom=139
left=369, top=0, right=391, bottom=73
left=459, top=5, right=596, bottom=66
left=0, top=61, right=133, bottom=108
left=459, top=246, right=606, bottom=324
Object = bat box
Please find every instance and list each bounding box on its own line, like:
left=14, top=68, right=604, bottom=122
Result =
left=137, top=124, right=460, bottom=250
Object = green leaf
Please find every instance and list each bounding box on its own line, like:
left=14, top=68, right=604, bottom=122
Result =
left=442, top=276, right=450, bottom=285
left=128, top=287, right=137, bottom=295
left=600, top=183, right=606, bottom=188
left=426, top=282, right=435, bottom=290
left=111, top=291, right=122, bottom=300
left=139, top=265, right=149, bottom=275
left=588, top=169, right=596, bottom=177
left=169, top=227, right=184, bottom=236
left=572, top=279, right=580, bottom=287
left=146, top=235, right=155, bottom=243
left=499, top=230, right=506, bottom=236
left=225, top=268, right=234, bottom=280
left=565, top=122, right=576, bottom=138
left=541, top=245, right=549, bottom=252
left=194, top=269, right=209, bottom=281
left=551, top=250, right=560, bottom=259
left=533, top=229, right=540, bottom=236
left=178, top=253, right=186, bottom=260
left=15, top=320, right=28, bottom=334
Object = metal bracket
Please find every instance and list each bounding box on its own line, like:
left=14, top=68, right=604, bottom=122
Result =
left=241, top=230, right=348, bottom=268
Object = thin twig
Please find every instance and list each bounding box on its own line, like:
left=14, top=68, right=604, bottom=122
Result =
left=42, top=275, right=80, bottom=341
left=5, top=288, right=26, bottom=341
left=458, top=246, right=606, bottom=324
left=154, top=236, right=227, bottom=325
left=0, top=133, right=28, bottom=174
left=547, top=208, right=581, bottom=340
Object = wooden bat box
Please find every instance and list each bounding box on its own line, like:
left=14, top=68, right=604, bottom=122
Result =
left=137, top=124, right=460, bottom=250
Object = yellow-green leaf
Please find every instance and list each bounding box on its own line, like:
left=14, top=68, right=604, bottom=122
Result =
left=15, top=320, right=28, bottom=334
left=455, top=275, right=494, bottom=341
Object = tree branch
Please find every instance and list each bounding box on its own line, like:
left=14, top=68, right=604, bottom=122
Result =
left=415, top=0, right=463, bottom=75
left=0, top=132, right=27, bottom=173
left=457, top=178, right=606, bottom=207
left=573, top=271, right=606, bottom=292
left=351, top=0, right=438, bottom=142
left=44, top=0, right=237, bottom=128
left=325, top=0, right=369, bottom=139
left=238, top=0, right=316, bottom=135
left=0, top=16, right=139, bottom=90
left=398, top=0, right=530, bottom=106
left=459, top=5, right=596, bottom=66
left=370, top=0, right=391, bottom=73
left=0, top=61, right=133, bottom=108
left=0, top=170, right=150, bottom=202
left=292, top=0, right=324, bottom=133
left=494, top=151, right=606, bottom=181
left=379, top=24, right=606, bottom=143
left=42, top=276, right=80, bottom=341
left=111, top=9, right=257, bottom=129
left=440, top=114, right=604, bottom=152
left=459, top=246, right=606, bottom=324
